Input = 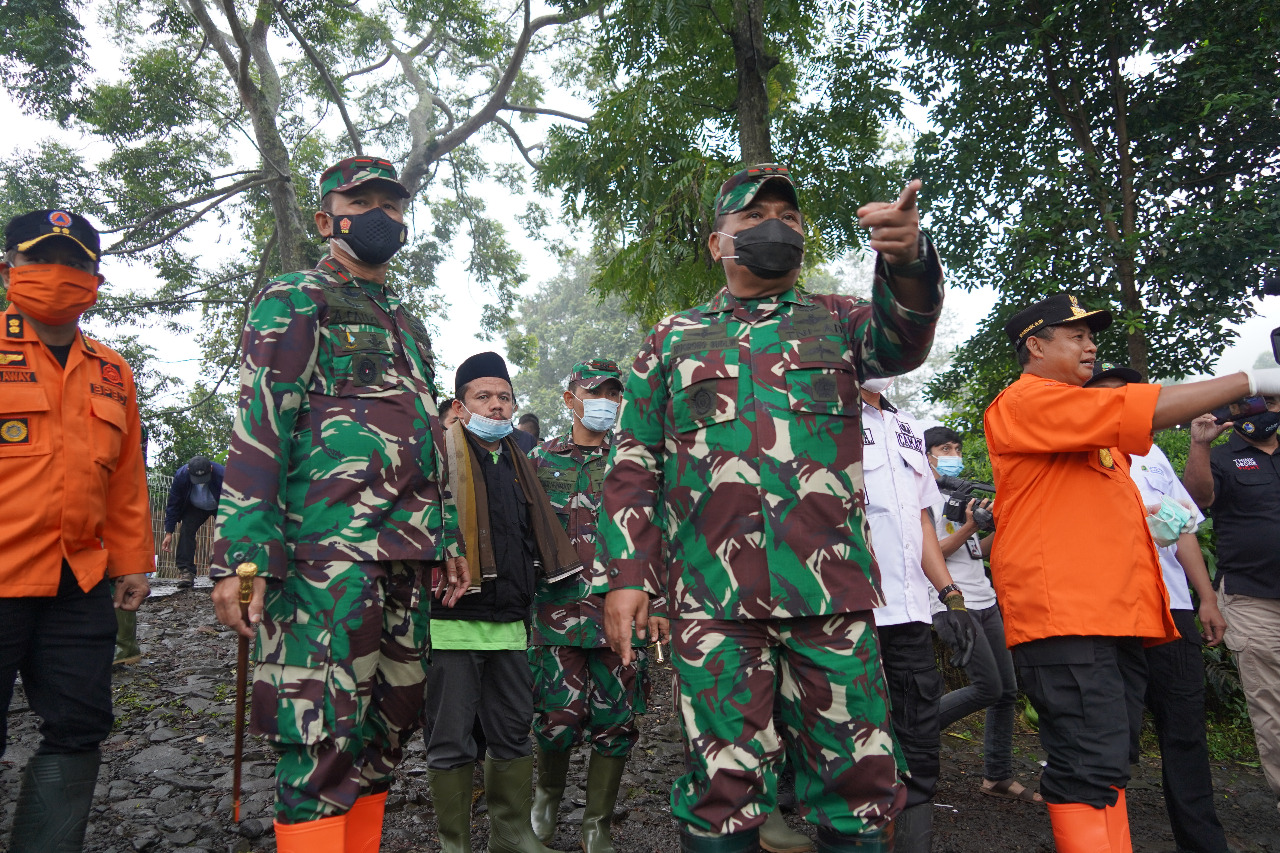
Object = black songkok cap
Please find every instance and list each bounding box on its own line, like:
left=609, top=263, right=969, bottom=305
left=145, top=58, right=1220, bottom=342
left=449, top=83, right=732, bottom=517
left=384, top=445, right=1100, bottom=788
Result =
left=455, top=351, right=512, bottom=392
left=1003, top=293, right=1112, bottom=350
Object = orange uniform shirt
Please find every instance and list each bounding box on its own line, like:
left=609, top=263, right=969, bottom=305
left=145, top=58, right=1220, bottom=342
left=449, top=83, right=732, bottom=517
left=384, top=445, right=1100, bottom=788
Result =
left=984, top=374, right=1178, bottom=647
left=0, top=308, right=153, bottom=596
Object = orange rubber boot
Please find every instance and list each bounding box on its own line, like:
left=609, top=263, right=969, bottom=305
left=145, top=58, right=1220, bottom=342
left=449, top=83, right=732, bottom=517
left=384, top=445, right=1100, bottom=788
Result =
left=274, top=812, right=347, bottom=852
left=1046, top=801, right=1112, bottom=853
left=1105, top=788, right=1132, bottom=853
left=346, top=791, right=389, bottom=853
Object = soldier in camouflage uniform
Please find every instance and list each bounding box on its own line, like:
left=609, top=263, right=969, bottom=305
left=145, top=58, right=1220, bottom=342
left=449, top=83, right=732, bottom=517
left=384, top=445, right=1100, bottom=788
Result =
left=527, top=359, right=669, bottom=853
left=210, top=156, right=469, bottom=853
left=598, top=165, right=945, bottom=853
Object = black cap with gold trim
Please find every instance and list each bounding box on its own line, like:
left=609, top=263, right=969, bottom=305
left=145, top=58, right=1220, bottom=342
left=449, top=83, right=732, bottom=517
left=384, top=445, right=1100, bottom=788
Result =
left=1003, top=293, right=1111, bottom=349
left=4, top=209, right=100, bottom=262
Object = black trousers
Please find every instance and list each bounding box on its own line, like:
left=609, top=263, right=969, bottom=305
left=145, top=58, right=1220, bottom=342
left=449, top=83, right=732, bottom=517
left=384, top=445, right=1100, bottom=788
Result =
left=1144, top=610, right=1228, bottom=853
left=175, top=505, right=214, bottom=574
left=1014, top=635, right=1146, bottom=807
left=878, top=621, right=943, bottom=808
left=423, top=647, right=533, bottom=770
left=0, top=563, right=116, bottom=756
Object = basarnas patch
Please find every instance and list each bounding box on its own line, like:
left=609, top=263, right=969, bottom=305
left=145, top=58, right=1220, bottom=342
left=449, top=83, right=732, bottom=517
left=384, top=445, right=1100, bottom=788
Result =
left=1, top=419, right=30, bottom=444
left=98, top=358, right=125, bottom=387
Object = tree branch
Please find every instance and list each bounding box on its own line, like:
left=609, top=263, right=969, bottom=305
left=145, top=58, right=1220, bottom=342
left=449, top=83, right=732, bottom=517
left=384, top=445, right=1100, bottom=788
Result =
left=492, top=116, right=543, bottom=169
left=101, top=174, right=270, bottom=240
left=502, top=101, right=589, bottom=124
left=275, top=0, right=362, bottom=153
left=107, top=182, right=266, bottom=256
left=400, top=0, right=604, bottom=192
left=155, top=230, right=277, bottom=415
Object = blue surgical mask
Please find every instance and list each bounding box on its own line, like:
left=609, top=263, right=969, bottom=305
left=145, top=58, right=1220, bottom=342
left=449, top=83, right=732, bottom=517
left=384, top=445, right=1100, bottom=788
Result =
left=933, top=455, right=964, bottom=477
left=575, top=396, right=619, bottom=432
left=462, top=405, right=514, bottom=442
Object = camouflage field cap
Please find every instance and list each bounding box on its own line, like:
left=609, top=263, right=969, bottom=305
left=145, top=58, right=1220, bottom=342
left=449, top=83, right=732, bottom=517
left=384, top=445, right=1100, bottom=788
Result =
left=714, top=163, right=800, bottom=217
left=4, top=209, right=100, bottom=261
left=319, top=156, right=411, bottom=200
left=569, top=358, right=622, bottom=390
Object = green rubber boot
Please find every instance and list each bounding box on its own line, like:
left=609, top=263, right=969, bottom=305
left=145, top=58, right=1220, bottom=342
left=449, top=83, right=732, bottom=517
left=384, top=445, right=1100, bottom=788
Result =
left=760, top=809, right=814, bottom=853
left=530, top=746, right=571, bottom=843
left=680, top=827, right=762, bottom=852
left=9, top=750, right=102, bottom=853
left=427, top=764, right=475, bottom=853
left=483, top=753, right=556, bottom=853
left=815, top=820, right=896, bottom=852
left=114, top=607, right=140, bottom=665
left=581, top=751, right=628, bottom=853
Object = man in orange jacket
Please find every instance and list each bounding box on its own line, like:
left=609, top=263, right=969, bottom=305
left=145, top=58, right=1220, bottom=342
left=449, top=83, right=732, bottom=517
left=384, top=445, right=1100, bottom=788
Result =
left=985, top=293, right=1280, bottom=853
left=0, top=209, right=152, bottom=853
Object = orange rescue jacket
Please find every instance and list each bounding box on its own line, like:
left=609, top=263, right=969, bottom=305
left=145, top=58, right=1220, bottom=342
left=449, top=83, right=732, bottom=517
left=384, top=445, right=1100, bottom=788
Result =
left=0, top=308, right=154, bottom=596
left=984, top=374, right=1178, bottom=648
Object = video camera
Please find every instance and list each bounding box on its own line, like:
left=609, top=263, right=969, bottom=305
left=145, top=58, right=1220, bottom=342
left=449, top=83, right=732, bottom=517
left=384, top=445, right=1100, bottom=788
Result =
left=937, top=475, right=996, bottom=533
left=1266, top=273, right=1280, bottom=362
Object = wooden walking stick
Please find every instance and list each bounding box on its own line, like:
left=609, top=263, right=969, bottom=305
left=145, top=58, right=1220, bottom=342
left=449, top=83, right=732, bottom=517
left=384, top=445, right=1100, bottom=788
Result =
left=232, top=561, right=258, bottom=822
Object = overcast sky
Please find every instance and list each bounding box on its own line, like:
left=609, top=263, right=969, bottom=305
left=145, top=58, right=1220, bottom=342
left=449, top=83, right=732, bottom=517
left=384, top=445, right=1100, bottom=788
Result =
left=3, top=9, right=1275, bottom=410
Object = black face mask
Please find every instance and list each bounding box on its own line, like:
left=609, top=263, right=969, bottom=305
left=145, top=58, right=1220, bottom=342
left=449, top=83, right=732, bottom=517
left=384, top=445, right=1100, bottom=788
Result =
left=720, top=218, right=804, bottom=279
left=329, top=207, right=407, bottom=265
left=1235, top=410, right=1280, bottom=441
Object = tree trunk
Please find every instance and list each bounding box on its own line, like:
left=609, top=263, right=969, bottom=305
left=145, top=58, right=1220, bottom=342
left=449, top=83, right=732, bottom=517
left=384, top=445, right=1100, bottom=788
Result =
left=730, top=0, right=773, bottom=164
left=1108, top=30, right=1149, bottom=379
left=247, top=110, right=309, bottom=273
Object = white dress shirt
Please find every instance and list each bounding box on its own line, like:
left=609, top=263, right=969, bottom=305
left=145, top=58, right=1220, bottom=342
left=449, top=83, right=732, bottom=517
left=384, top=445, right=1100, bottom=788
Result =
left=862, top=398, right=942, bottom=627
left=928, top=496, right=997, bottom=616
left=1128, top=444, right=1202, bottom=612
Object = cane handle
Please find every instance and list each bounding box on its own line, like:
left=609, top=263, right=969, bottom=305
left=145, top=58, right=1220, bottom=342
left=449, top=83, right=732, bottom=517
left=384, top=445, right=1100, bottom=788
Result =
left=235, top=562, right=258, bottom=606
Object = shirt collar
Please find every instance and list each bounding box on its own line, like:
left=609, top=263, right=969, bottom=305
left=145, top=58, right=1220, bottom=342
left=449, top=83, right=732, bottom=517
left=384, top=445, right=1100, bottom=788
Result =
left=546, top=430, right=613, bottom=457
left=4, top=307, right=95, bottom=353
left=861, top=395, right=898, bottom=416
left=706, top=286, right=806, bottom=315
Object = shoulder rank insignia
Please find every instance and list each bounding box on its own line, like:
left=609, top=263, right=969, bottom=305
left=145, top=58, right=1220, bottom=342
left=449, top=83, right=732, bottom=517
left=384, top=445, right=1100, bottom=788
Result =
left=1099, top=448, right=1115, bottom=469
left=6, top=316, right=22, bottom=338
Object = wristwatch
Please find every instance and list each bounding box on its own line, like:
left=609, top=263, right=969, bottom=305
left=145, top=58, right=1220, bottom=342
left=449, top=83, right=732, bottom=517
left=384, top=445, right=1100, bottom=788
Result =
left=937, top=583, right=962, bottom=603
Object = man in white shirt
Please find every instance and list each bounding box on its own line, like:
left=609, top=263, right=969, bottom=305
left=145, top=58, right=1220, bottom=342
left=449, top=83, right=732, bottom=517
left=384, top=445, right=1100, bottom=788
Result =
left=861, top=380, right=975, bottom=853
left=1086, top=362, right=1228, bottom=853
left=922, top=426, right=1042, bottom=805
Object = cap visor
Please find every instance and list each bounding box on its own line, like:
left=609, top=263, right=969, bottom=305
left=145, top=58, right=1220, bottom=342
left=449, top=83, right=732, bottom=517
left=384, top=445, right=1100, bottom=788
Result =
left=1081, top=309, right=1112, bottom=334
left=16, top=232, right=97, bottom=262
left=331, top=177, right=411, bottom=199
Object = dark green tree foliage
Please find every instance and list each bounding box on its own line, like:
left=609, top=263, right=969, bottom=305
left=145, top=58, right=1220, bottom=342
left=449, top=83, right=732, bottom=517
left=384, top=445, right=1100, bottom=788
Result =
left=504, top=252, right=646, bottom=435
left=538, top=0, right=904, bottom=324
left=0, top=0, right=86, bottom=122
left=1, top=0, right=599, bottom=394
left=899, top=1, right=1280, bottom=428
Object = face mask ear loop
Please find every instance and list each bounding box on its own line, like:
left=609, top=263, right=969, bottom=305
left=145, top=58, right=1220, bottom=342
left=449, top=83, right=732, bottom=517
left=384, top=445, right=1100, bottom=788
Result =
left=715, top=231, right=739, bottom=260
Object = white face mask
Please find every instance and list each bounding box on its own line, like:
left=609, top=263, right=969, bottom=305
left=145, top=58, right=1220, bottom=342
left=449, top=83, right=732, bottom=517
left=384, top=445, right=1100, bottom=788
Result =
left=574, top=395, right=619, bottom=432
left=861, top=376, right=894, bottom=394
left=462, top=404, right=514, bottom=442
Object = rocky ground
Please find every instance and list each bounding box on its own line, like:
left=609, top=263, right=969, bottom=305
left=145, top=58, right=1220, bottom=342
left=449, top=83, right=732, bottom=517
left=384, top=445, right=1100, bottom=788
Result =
left=1, top=581, right=1277, bottom=852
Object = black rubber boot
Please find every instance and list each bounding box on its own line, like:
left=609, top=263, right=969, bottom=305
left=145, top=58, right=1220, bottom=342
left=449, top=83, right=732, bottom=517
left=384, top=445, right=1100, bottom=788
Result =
left=427, top=764, right=475, bottom=853
left=814, top=821, right=895, bottom=852
left=891, top=801, right=932, bottom=852
left=483, top=753, right=556, bottom=853
left=530, top=746, right=571, bottom=843
left=9, top=750, right=102, bottom=853
left=680, top=826, right=762, bottom=852
left=581, top=751, right=627, bottom=853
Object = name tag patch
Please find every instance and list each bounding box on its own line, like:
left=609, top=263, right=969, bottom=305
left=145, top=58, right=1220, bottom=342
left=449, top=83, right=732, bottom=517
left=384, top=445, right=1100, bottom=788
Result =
left=1234, top=458, right=1259, bottom=470
left=896, top=423, right=922, bottom=453
left=0, top=370, right=36, bottom=383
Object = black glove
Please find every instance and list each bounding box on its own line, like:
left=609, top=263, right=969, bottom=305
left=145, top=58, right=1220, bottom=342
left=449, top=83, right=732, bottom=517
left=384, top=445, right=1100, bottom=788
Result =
left=933, top=601, right=976, bottom=668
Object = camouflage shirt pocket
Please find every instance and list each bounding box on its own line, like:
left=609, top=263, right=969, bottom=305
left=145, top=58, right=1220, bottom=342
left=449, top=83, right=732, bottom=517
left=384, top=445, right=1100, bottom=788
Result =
left=324, top=326, right=404, bottom=397
left=673, top=363, right=739, bottom=433
left=785, top=367, right=860, bottom=417
left=251, top=621, right=335, bottom=745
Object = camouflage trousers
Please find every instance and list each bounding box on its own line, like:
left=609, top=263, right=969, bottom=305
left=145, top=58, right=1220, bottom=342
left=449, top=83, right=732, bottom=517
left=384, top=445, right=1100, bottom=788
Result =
left=670, top=613, right=906, bottom=836
left=250, top=559, right=432, bottom=823
left=529, top=644, right=651, bottom=757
